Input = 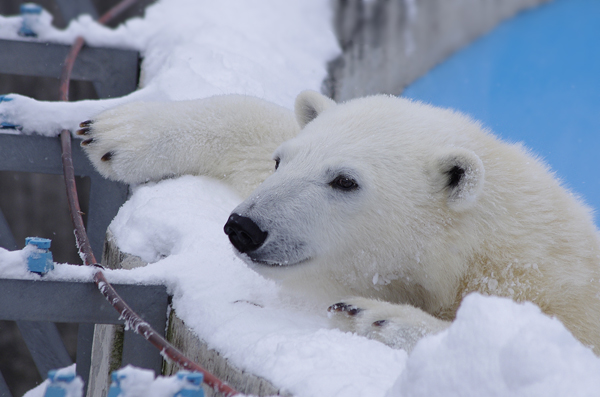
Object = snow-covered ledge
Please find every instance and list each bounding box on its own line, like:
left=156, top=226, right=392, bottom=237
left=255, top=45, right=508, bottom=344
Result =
left=93, top=230, right=288, bottom=397
left=325, top=0, right=549, bottom=101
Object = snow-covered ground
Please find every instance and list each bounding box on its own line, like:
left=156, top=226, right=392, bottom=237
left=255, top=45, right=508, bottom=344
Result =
left=0, top=0, right=336, bottom=134
left=1, top=1, right=600, bottom=396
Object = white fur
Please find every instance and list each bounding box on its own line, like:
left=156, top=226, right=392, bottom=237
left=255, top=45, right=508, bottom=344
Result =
left=83, top=95, right=299, bottom=197
left=83, top=91, right=600, bottom=354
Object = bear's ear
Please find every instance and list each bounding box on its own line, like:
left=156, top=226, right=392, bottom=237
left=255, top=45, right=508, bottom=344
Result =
left=294, top=90, right=336, bottom=128
left=431, top=148, right=485, bottom=211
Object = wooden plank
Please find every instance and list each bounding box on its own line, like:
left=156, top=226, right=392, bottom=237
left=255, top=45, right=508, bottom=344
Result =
left=87, top=324, right=123, bottom=397
left=54, top=0, right=98, bottom=23
left=0, top=279, right=168, bottom=326
left=16, top=321, right=72, bottom=379
left=76, top=323, right=95, bottom=393
left=0, top=134, right=129, bottom=262
left=0, top=40, right=139, bottom=98
left=0, top=370, right=12, bottom=397
left=0, top=134, right=106, bottom=177
left=165, top=314, right=291, bottom=397
left=0, top=209, right=17, bottom=250
left=103, top=231, right=289, bottom=396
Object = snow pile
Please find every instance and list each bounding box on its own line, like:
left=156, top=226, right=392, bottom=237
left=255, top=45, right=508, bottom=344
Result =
left=23, top=365, right=83, bottom=397
left=0, top=0, right=339, bottom=135
left=0, top=244, right=35, bottom=278
left=390, top=294, right=600, bottom=397
left=0, top=244, right=97, bottom=282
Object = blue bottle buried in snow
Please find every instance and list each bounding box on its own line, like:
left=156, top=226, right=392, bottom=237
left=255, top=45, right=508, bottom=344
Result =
left=0, top=121, right=19, bottom=129
left=107, top=371, right=127, bottom=397
left=0, top=95, right=22, bottom=130
left=19, top=3, right=43, bottom=37
left=44, top=370, right=76, bottom=397
left=26, top=237, right=54, bottom=274
left=175, top=371, right=204, bottom=397
left=108, top=369, right=204, bottom=397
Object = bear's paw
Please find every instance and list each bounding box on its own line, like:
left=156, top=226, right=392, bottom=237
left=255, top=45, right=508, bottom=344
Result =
left=76, top=102, right=172, bottom=184
left=327, top=297, right=450, bottom=352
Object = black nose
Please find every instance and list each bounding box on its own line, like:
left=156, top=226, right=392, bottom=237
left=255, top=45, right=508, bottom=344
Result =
left=224, top=214, right=268, bottom=253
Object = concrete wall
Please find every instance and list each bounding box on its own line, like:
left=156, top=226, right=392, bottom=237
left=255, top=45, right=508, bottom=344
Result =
left=325, top=0, right=549, bottom=101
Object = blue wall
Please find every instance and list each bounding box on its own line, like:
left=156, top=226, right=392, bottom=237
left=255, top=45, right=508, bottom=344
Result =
left=403, top=0, right=600, bottom=223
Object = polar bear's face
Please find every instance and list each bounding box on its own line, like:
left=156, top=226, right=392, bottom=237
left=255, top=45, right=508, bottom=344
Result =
left=227, top=129, right=372, bottom=268
left=224, top=92, right=485, bottom=299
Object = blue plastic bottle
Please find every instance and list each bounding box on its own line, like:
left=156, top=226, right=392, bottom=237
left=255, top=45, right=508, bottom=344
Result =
left=26, top=237, right=54, bottom=274
left=175, top=371, right=204, bottom=397
left=44, top=370, right=77, bottom=397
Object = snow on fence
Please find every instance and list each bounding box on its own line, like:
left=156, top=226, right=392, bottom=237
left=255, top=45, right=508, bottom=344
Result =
left=97, top=231, right=288, bottom=397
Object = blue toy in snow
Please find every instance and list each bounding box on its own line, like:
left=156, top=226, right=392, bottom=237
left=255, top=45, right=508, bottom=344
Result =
left=107, top=369, right=204, bottom=397
left=175, top=371, right=204, bottom=397
left=0, top=122, right=20, bottom=129
left=0, top=96, right=21, bottom=130
left=26, top=237, right=54, bottom=274
left=44, top=370, right=77, bottom=397
left=19, top=3, right=43, bottom=37
left=107, top=370, right=127, bottom=397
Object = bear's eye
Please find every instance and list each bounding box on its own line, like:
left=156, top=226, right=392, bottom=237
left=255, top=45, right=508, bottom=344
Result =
left=274, top=157, right=280, bottom=170
left=330, top=175, right=359, bottom=191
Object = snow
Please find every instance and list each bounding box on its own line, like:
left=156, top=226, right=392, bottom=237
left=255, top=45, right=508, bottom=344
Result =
left=23, top=365, right=83, bottom=397
left=0, top=244, right=35, bottom=278
left=1, top=0, right=599, bottom=396
left=388, top=294, right=600, bottom=397
left=0, top=0, right=338, bottom=135
left=0, top=244, right=96, bottom=282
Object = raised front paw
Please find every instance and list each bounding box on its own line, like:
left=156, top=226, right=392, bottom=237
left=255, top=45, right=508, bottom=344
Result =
left=328, top=297, right=450, bottom=352
left=76, top=102, right=168, bottom=185
left=77, top=117, right=132, bottom=183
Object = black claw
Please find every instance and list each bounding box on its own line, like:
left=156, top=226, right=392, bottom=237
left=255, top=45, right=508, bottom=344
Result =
left=327, top=302, right=361, bottom=316
left=347, top=307, right=362, bottom=316
left=79, top=120, right=93, bottom=128
left=101, top=152, right=113, bottom=161
left=76, top=127, right=90, bottom=135
left=328, top=302, right=350, bottom=312
left=372, top=320, right=387, bottom=327
left=81, top=138, right=94, bottom=146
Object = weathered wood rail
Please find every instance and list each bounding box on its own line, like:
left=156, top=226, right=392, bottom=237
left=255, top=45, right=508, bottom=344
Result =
left=96, top=229, right=290, bottom=397
left=0, top=277, right=169, bottom=396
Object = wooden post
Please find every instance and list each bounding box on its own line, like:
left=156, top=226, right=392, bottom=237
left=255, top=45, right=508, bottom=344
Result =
left=93, top=229, right=290, bottom=397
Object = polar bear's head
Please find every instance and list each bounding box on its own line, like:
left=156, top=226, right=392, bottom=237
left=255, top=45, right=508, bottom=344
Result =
left=224, top=91, right=487, bottom=306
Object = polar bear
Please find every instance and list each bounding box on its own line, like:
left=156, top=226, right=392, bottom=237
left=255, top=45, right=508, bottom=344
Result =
left=80, top=91, right=600, bottom=354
